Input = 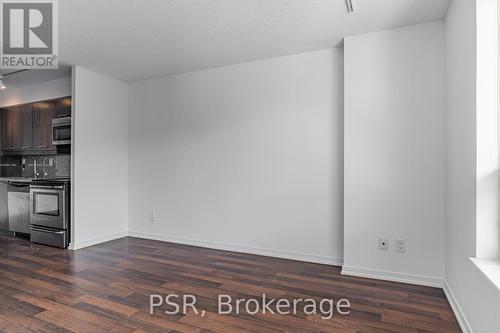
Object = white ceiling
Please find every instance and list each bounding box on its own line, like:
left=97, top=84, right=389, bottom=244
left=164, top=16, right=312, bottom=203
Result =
left=59, top=0, right=451, bottom=82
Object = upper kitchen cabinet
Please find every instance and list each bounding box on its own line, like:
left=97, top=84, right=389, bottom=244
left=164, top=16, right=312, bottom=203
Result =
left=19, top=104, right=33, bottom=150
left=54, top=97, right=72, bottom=118
left=32, top=101, right=55, bottom=149
left=0, top=96, right=71, bottom=155
left=1, top=104, right=33, bottom=151
left=1, top=107, right=13, bottom=149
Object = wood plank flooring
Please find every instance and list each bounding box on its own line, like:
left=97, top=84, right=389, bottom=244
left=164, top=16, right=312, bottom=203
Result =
left=0, top=235, right=461, bottom=332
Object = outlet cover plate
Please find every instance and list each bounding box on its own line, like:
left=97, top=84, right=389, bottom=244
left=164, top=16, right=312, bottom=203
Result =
left=396, top=239, right=406, bottom=253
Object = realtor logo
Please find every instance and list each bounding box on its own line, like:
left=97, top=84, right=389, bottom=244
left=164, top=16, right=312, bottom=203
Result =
left=0, top=0, right=58, bottom=69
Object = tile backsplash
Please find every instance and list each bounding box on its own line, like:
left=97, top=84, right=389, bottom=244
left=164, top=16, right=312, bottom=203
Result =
left=0, top=154, right=70, bottom=178
left=0, top=156, right=21, bottom=177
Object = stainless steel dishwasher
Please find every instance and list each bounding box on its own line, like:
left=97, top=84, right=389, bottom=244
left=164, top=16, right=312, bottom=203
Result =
left=8, top=182, right=30, bottom=234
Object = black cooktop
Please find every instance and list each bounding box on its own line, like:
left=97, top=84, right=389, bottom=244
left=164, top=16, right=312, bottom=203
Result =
left=31, top=178, right=71, bottom=185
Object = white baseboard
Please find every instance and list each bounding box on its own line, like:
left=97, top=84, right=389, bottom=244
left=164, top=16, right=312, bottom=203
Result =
left=341, top=265, right=443, bottom=288
left=443, top=280, right=473, bottom=333
left=70, top=231, right=128, bottom=250
left=128, top=231, right=343, bottom=266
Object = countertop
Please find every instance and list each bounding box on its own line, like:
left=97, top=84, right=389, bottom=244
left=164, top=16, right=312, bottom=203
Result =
left=0, top=177, right=70, bottom=183
left=0, top=177, right=36, bottom=183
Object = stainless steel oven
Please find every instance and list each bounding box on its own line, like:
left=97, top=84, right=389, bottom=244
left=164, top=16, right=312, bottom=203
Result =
left=30, top=182, right=70, bottom=248
left=52, top=116, right=71, bottom=145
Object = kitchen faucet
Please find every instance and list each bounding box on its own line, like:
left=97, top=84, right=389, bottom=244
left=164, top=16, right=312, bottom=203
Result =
left=31, top=157, right=38, bottom=178
left=23, top=157, right=40, bottom=178
left=42, top=157, right=52, bottom=177
left=22, top=157, right=39, bottom=178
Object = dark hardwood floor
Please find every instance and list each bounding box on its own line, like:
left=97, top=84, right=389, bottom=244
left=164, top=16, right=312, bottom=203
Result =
left=0, top=235, right=461, bottom=332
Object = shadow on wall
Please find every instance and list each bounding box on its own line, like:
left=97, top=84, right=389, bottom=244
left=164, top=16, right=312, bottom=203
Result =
left=476, top=169, right=500, bottom=259
left=333, top=49, right=345, bottom=259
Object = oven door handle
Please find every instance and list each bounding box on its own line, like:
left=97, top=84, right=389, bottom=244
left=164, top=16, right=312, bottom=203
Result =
left=30, top=185, right=64, bottom=190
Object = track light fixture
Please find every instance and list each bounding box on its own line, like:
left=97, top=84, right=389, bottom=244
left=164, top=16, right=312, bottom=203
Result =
left=346, top=0, right=355, bottom=13
left=0, top=69, right=29, bottom=90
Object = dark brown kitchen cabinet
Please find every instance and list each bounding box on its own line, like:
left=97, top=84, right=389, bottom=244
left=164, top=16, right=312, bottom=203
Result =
left=32, top=101, right=55, bottom=149
left=9, top=106, right=22, bottom=149
left=18, top=104, right=33, bottom=149
left=1, top=107, right=13, bottom=149
left=54, top=97, right=71, bottom=118
left=0, top=96, right=70, bottom=154
left=2, top=104, right=33, bottom=150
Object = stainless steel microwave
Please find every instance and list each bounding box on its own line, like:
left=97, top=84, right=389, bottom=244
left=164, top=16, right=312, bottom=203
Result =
left=52, top=116, right=71, bottom=145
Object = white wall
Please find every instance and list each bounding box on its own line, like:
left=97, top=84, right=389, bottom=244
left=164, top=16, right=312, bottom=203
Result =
left=128, top=49, right=344, bottom=264
left=445, top=0, right=500, bottom=332
left=0, top=77, right=71, bottom=107
left=475, top=0, right=499, bottom=260
left=72, top=66, right=128, bottom=249
left=343, top=22, right=446, bottom=286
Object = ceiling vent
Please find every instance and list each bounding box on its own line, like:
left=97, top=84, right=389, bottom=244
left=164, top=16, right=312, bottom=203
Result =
left=345, top=0, right=355, bottom=13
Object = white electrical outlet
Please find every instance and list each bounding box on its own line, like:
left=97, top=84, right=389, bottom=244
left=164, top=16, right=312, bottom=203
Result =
left=396, top=239, right=406, bottom=253
left=378, top=238, right=389, bottom=251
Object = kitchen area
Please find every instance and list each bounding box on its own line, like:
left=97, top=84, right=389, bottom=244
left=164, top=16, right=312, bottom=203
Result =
left=0, top=70, right=72, bottom=249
